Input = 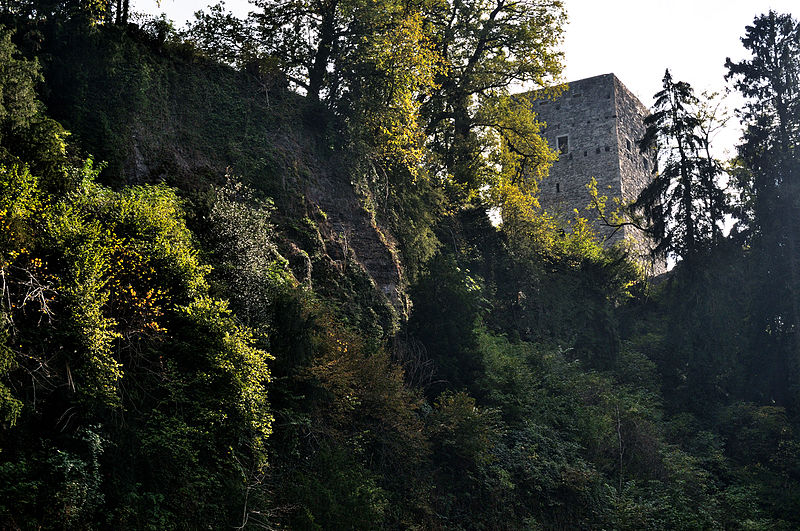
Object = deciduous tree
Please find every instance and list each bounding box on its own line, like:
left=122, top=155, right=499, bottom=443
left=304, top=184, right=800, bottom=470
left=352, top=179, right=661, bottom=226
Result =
left=421, top=0, right=566, bottom=194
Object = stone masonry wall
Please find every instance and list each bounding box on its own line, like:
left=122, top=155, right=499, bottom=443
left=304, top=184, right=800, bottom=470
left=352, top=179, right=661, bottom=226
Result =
left=612, top=76, right=665, bottom=274
left=529, top=73, right=665, bottom=274
left=534, top=74, right=623, bottom=244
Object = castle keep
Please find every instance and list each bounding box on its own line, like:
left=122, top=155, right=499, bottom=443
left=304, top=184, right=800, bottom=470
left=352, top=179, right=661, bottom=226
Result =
left=530, top=73, right=663, bottom=273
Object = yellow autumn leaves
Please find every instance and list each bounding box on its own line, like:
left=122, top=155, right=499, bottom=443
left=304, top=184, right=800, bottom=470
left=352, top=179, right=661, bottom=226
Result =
left=364, top=13, right=445, bottom=178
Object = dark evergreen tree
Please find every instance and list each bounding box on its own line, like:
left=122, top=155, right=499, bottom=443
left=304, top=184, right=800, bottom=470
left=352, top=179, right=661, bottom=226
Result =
left=726, top=11, right=800, bottom=396
left=636, top=69, right=726, bottom=262
left=726, top=11, right=800, bottom=236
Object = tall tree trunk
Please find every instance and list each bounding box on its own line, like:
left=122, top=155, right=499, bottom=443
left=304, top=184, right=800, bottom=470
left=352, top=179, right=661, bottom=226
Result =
left=308, top=0, right=338, bottom=101
left=702, top=139, right=721, bottom=241
left=676, top=136, right=695, bottom=256
left=451, top=96, right=473, bottom=186
left=115, top=0, right=129, bottom=24
left=781, top=165, right=800, bottom=377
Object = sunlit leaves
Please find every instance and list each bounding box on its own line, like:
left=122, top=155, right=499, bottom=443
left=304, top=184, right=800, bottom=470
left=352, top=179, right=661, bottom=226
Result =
left=208, top=176, right=292, bottom=327
left=480, top=95, right=554, bottom=191
left=497, top=177, right=604, bottom=267
left=177, top=296, right=273, bottom=467
left=360, top=12, right=445, bottom=175
left=423, top=0, right=566, bottom=192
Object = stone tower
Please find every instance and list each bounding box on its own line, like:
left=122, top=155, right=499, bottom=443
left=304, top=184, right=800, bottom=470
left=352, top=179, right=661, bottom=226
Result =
left=530, top=73, right=664, bottom=274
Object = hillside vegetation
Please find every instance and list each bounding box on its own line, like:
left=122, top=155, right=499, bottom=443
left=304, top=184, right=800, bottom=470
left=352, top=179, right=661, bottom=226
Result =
left=0, top=2, right=799, bottom=529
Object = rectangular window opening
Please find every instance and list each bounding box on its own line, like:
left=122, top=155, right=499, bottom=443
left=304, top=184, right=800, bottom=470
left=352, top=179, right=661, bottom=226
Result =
left=556, top=183, right=561, bottom=193
left=557, top=135, right=569, bottom=154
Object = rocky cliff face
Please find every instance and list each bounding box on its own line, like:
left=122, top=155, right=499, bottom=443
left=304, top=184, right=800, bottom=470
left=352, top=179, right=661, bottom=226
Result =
left=304, top=173, right=407, bottom=317
left=43, top=34, right=407, bottom=327
left=129, top=111, right=407, bottom=324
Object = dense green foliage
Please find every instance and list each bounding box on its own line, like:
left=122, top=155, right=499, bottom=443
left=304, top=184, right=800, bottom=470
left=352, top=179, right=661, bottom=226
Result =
left=0, top=2, right=799, bottom=529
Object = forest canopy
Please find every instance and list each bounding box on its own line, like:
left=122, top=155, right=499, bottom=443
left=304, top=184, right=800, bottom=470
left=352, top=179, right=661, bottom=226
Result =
left=0, top=2, right=799, bottom=529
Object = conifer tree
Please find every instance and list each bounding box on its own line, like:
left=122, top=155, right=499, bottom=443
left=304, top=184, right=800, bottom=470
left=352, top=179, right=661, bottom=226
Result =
left=635, top=70, right=726, bottom=262
left=725, top=11, right=800, bottom=236
left=726, top=11, right=800, bottom=373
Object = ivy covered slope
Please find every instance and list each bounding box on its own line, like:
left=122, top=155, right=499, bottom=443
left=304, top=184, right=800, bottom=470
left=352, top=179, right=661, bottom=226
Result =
left=32, top=12, right=405, bottom=336
left=1, top=3, right=800, bottom=530
left=0, top=28, right=274, bottom=528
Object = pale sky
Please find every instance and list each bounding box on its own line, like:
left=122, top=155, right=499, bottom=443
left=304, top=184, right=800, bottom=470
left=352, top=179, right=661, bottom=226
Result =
left=562, top=1, right=800, bottom=156
left=134, top=0, right=800, bottom=154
